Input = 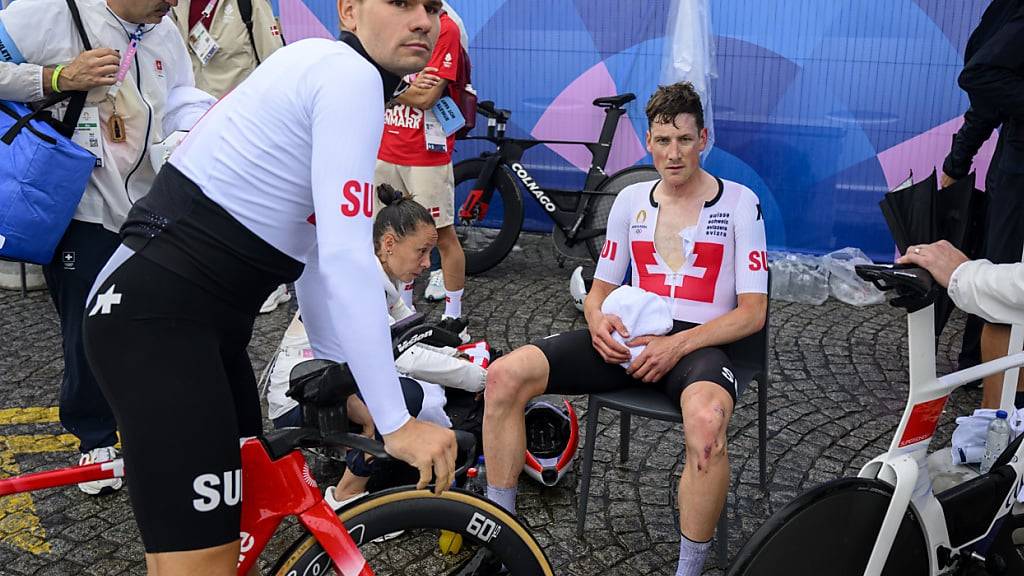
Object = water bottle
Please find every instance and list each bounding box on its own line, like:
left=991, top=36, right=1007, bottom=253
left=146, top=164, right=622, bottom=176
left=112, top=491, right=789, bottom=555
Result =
left=980, top=410, right=1011, bottom=474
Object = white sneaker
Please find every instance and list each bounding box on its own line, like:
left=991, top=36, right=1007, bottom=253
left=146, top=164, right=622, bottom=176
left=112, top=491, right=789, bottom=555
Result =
left=424, top=269, right=445, bottom=302
left=324, top=488, right=402, bottom=541
left=325, top=487, right=368, bottom=511
left=77, top=446, right=123, bottom=496
left=259, top=284, right=291, bottom=314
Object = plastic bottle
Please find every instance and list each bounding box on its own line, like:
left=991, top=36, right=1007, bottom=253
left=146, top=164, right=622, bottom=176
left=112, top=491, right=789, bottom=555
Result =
left=980, top=410, right=1011, bottom=474
left=465, top=455, right=486, bottom=495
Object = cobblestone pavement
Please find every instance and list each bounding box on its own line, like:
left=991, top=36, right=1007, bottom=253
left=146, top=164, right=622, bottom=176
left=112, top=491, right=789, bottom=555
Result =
left=0, top=233, right=982, bottom=575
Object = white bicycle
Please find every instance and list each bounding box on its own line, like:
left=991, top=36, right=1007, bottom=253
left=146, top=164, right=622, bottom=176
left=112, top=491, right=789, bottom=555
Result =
left=728, top=264, right=1024, bottom=575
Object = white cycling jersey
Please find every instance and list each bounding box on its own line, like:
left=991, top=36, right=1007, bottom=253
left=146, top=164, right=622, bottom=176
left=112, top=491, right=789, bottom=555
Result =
left=594, top=178, right=768, bottom=324
left=170, top=37, right=411, bottom=435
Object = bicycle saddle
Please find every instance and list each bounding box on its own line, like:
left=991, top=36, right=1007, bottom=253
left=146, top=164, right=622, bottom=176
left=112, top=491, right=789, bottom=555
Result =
left=593, top=93, right=636, bottom=108
left=476, top=100, right=510, bottom=121
left=855, top=264, right=938, bottom=313
left=286, top=359, right=357, bottom=407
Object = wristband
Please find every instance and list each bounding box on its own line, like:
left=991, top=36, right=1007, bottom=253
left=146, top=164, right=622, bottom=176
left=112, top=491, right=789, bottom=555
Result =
left=51, top=64, right=65, bottom=94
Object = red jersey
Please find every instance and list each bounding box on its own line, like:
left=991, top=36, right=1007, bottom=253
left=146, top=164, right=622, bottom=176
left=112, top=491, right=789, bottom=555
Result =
left=377, top=13, right=461, bottom=167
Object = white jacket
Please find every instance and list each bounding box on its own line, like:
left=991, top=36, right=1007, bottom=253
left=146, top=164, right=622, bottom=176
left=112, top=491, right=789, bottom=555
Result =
left=266, top=264, right=486, bottom=419
left=0, top=0, right=214, bottom=233
left=949, top=260, right=1024, bottom=325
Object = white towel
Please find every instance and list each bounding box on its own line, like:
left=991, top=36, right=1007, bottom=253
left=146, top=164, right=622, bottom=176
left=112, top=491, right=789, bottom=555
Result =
left=600, top=285, right=674, bottom=369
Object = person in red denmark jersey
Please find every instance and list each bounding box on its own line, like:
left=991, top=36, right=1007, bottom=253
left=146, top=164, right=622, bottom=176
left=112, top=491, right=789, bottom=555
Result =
left=375, top=10, right=470, bottom=340
left=481, top=83, right=768, bottom=576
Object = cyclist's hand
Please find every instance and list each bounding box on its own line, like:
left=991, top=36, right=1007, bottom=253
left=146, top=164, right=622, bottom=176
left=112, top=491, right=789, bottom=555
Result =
left=59, top=48, right=120, bottom=91
left=383, top=418, right=457, bottom=495
left=412, top=67, right=442, bottom=90
left=626, top=334, right=685, bottom=383
left=589, top=312, right=631, bottom=365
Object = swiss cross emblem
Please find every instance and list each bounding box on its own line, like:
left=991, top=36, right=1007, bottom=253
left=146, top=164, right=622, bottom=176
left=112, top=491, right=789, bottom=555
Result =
left=155, top=60, right=163, bottom=71
left=270, top=24, right=280, bottom=36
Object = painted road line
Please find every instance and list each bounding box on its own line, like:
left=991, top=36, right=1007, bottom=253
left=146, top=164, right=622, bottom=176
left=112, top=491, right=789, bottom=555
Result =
left=0, top=408, right=80, bottom=556
left=0, top=407, right=60, bottom=425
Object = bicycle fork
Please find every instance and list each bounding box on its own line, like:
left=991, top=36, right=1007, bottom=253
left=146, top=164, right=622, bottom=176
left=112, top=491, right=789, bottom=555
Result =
left=237, top=439, right=373, bottom=576
left=459, top=153, right=504, bottom=222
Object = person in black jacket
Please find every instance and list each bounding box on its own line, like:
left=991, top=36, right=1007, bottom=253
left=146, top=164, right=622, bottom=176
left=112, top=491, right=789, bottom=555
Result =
left=941, top=0, right=1019, bottom=392
left=945, top=0, right=1024, bottom=409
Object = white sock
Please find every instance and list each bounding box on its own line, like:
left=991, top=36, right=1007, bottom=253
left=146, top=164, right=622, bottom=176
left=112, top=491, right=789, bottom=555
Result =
left=676, top=533, right=712, bottom=576
left=400, top=281, right=415, bottom=311
left=486, top=484, right=516, bottom=515
left=444, top=288, right=463, bottom=319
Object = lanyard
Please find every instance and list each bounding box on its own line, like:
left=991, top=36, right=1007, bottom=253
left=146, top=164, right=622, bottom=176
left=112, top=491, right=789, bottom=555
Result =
left=107, top=24, right=145, bottom=99
left=200, top=0, right=218, bottom=20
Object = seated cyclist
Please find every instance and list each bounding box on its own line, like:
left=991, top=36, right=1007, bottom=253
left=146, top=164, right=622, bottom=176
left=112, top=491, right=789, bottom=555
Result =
left=266, top=185, right=488, bottom=507
left=482, top=82, right=768, bottom=576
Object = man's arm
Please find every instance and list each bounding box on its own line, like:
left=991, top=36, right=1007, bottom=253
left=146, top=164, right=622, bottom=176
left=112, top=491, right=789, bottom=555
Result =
left=959, top=6, right=1024, bottom=121
left=303, top=54, right=455, bottom=493
left=942, top=103, right=1002, bottom=184
left=162, top=30, right=215, bottom=133
left=626, top=293, right=766, bottom=383
left=0, top=3, right=119, bottom=102
left=584, top=278, right=631, bottom=365
left=666, top=293, right=766, bottom=354
left=395, top=69, right=448, bottom=110
left=900, top=241, right=1024, bottom=325
left=949, top=260, right=1024, bottom=325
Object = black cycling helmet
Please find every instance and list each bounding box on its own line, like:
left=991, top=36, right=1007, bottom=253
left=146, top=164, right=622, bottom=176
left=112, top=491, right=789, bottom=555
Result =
left=523, top=398, right=579, bottom=486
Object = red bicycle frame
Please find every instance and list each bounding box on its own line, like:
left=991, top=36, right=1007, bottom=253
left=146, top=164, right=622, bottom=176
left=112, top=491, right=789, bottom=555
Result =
left=0, top=438, right=372, bottom=576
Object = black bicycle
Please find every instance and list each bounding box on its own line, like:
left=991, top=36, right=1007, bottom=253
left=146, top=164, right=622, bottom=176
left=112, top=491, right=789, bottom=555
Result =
left=454, top=93, right=658, bottom=274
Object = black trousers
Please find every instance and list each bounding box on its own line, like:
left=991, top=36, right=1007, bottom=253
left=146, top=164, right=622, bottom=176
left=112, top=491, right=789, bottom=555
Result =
left=42, top=220, right=121, bottom=453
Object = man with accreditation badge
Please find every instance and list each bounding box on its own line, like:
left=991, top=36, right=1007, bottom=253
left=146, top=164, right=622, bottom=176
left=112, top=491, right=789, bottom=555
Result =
left=375, top=7, right=471, bottom=341
left=0, top=0, right=214, bottom=494
left=170, top=0, right=282, bottom=98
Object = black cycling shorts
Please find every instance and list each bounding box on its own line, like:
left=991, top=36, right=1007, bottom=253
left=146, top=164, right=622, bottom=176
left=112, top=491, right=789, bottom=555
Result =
left=533, top=321, right=738, bottom=405
left=83, top=166, right=302, bottom=553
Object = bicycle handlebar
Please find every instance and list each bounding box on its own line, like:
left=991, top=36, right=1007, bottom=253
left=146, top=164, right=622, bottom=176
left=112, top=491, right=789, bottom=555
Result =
left=318, top=429, right=479, bottom=479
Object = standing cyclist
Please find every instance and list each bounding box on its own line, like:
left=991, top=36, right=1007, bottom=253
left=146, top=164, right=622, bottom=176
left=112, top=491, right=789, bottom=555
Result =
left=82, top=1, right=456, bottom=574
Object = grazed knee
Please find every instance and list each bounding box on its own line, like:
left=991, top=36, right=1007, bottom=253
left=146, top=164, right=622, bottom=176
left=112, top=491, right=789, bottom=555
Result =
left=683, top=400, right=729, bottom=471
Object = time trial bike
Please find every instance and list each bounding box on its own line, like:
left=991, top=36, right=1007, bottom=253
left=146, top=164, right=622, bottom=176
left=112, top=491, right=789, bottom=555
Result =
left=0, top=314, right=553, bottom=576
left=455, top=93, right=657, bottom=274
left=727, top=264, right=1024, bottom=576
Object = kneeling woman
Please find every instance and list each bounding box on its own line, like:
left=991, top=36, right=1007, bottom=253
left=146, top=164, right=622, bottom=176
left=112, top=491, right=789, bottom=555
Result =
left=266, top=184, right=487, bottom=507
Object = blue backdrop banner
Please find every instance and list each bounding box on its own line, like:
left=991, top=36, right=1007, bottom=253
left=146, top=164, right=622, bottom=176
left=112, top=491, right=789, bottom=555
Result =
left=272, top=0, right=996, bottom=262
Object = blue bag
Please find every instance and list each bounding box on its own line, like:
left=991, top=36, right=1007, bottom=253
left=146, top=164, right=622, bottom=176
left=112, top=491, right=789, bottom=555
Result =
left=0, top=0, right=97, bottom=265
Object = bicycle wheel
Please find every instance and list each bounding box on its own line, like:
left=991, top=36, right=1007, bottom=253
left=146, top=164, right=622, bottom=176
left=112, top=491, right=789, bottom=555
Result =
left=727, top=478, right=930, bottom=576
left=271, top=488, right=553, bottom=576
left=583, top=165, right=659, bottom=260
left=453, top=158, right=524, bottom=275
